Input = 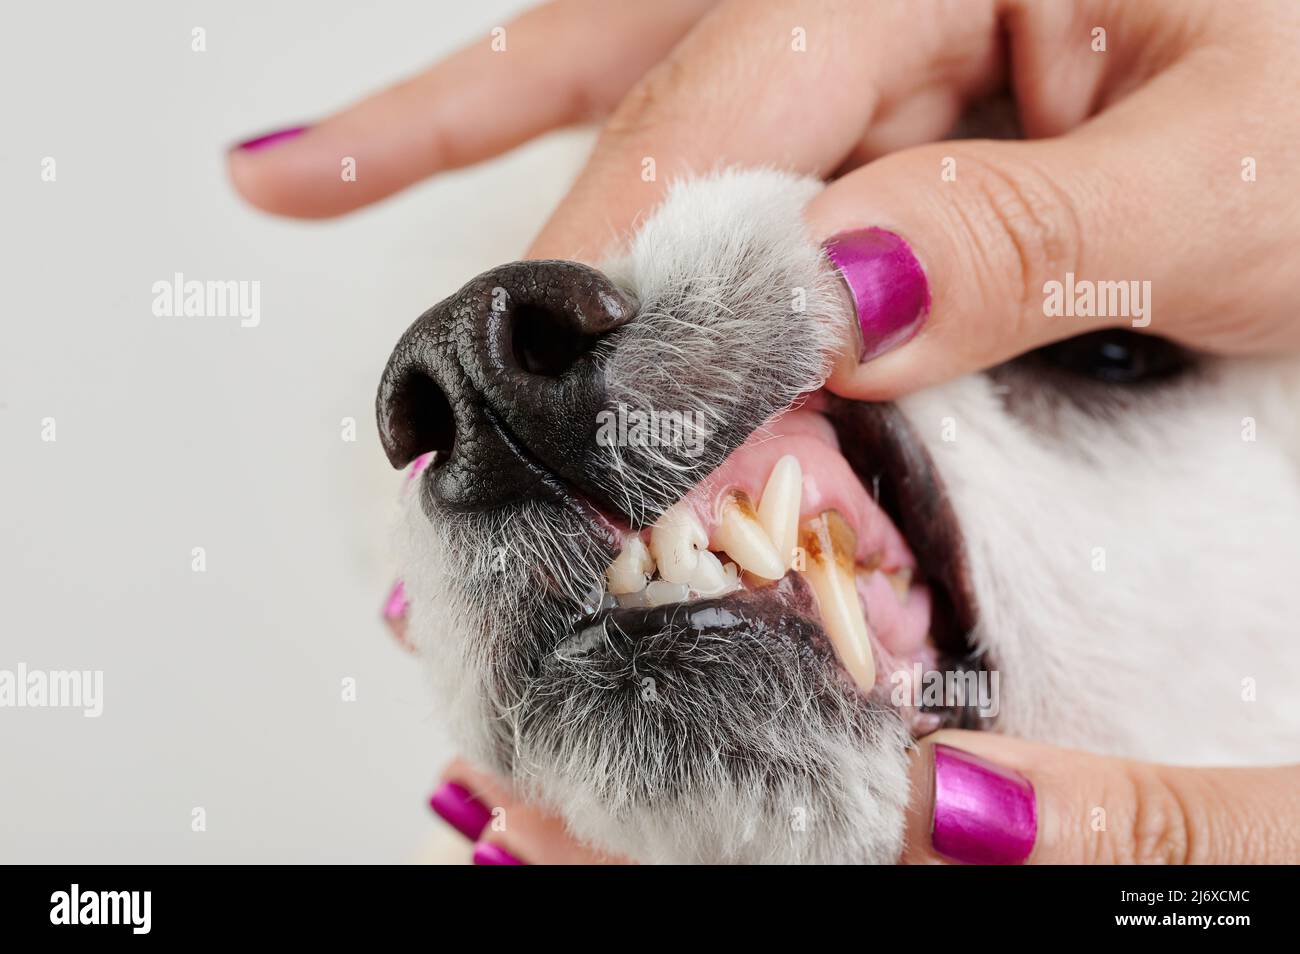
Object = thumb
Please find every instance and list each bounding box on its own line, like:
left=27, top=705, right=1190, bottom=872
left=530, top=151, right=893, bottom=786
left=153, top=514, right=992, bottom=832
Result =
left=809, top=61, right=1284, bottom=399
left=903, top=730, right=1300, bottom=865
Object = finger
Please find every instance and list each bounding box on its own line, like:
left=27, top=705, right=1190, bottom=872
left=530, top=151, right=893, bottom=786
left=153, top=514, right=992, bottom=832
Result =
left=380, top=579, right=414, bottom=651
left=527, top=0, right=1003, bottom=260
left=473, top=811, right=624, bottom=866
left=817, top=25, right=1300, bottom=398
left=380, top=454, right=438, bottom=651
left=227, top=0, right=713, bottom=218
left=438, top=761, right=624, bottom=865
left=903, top=730, right=1300, bottom=864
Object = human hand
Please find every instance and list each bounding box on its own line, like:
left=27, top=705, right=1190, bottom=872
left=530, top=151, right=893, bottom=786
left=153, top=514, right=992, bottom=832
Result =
left=426, top=738, right=1299, bottom=864
left=230, top=0, right=1300, bottom=402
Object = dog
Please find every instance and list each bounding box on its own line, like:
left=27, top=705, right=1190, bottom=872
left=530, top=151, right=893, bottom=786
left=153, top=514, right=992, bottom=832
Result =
left=376, top=168, right=1300, bottom=863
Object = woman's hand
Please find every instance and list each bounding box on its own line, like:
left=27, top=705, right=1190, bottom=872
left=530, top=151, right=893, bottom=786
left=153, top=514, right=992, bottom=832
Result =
left=427, top=759, right=627, bottom=865
left=230, top=0, right=1300, bottom=401
left=428, top=741, right=1299, bottom=864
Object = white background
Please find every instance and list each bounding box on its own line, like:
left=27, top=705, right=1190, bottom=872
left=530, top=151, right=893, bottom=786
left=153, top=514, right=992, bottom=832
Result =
left=0, top=0, right=594, bottom=862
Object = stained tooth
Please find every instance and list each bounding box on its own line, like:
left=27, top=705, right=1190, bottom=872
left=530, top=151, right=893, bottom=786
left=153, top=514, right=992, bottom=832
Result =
left=650, top=504, right=709, bottom=584
left=798, top=511, right=876, bottom=692
left=887, top=567, right=912, bottom=600
left=687, top=550, right=732, bottom=597
left=757, top=454, right=802, bottom=571
left=713, top=491, right=786, bottom=581
left=606, top=535, right=655, bottom=594
left=645, top=579, right=690, bottom=606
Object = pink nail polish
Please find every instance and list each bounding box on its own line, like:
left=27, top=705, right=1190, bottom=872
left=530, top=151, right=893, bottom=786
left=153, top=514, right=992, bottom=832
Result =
left=382, top=580, right=408, bottom=621
left=931, top=744, right=1036, bottom=865
left=234, top=125, right=309, bottom=152
left=429, top=782, right=493, bottom=842
left=472, top=842, right=525, bottom=866
left=824, top=228, right=930, bottom=362
left=406, top=452, right=434, bottom=483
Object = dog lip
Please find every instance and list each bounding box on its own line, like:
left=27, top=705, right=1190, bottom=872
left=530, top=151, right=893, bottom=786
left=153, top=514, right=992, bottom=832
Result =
left=555, top=574, right=821, bottom=660
left=558, top=602, right=753, bottom=658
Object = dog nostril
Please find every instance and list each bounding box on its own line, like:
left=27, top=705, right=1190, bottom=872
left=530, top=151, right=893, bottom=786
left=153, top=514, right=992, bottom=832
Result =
left=510, top=303, right=600, bottom=377
left=386, top=372, right=455, bottom=468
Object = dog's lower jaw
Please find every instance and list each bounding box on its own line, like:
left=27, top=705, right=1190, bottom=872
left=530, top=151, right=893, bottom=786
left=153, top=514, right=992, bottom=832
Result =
left=401, top=499, right=913, bottom=865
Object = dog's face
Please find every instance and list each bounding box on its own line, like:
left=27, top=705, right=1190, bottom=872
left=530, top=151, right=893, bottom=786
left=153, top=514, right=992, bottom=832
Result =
left=377, top=170, right=1300, bottom=863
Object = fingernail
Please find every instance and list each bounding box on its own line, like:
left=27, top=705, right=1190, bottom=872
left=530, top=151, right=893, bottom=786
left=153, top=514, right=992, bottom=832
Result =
left=931, top=744, right=1036, bottom=865
left=429, top=782, right=493, bottom=841
left=824, top=228, right=929, bottom=362
left=233, top=125, right=309, bottom=152
left=406, top=452, right=435, bottom=483
left=472, top=842, right=526, bottom=866
left=382, top=580, right=408, bottom=621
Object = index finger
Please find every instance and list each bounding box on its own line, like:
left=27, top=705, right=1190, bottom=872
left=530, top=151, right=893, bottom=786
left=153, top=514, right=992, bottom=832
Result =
left=228, top=0, right=712, bottom=218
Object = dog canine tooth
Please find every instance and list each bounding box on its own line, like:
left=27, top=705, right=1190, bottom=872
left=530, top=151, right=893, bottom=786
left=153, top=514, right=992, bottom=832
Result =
left=757, top=454, right=802, bottom=571
left=713, top=491, right=786, bottom=581
left=799, top=510, right=876, bottom=692
left=650, top=504, right=709, bottom=585
left=645, top=579, right=690, bottom=607
left=606, top=535, right=655, bottom=594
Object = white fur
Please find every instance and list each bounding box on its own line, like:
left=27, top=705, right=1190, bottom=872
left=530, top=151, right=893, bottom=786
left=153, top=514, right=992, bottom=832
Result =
left=905, top=360, right=1300, bottom=763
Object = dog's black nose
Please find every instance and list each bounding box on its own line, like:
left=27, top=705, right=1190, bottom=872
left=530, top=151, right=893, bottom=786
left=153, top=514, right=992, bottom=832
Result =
left=376, top=260, right=635, bottom=512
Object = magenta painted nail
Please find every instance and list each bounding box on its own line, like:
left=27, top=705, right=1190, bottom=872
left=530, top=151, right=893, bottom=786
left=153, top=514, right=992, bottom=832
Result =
left=382, top=580, right=408, bottom=621
left=234, top=125, right=309, bottom=152
left=406, top=452, right=434, bottom=483
left=931, top=744, right=1036, bottom=865
left=429, top=782, right=493, bottom=842
left=824, top=228, right=930, bottom=362
left=472, top=842, right=525, bottom=866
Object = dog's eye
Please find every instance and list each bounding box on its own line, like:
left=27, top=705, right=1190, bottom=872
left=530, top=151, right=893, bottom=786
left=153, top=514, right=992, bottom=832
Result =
left=1035, top=330, right=1192, bottom=384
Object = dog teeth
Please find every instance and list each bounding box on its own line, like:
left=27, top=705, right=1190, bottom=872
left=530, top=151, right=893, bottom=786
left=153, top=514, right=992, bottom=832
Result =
left=645, top=579, right=690, bottom=607
left=606, top=535, right=655, bottom=594
left=713, top=491, right=786, bottom=581
left=649, top=504, right=709, bottom=584
left=615, top=589, right=650, bottom=609
left=757, top=454, right=802, bottom=571
left=686, top=550, right=732, bottom=597
left=798, top=510, right=876, bottom=692
left=887, top=567, right=912, bottom=600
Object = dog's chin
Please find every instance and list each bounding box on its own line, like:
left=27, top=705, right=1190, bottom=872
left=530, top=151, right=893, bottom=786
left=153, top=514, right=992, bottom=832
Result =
left=527, top=570, right=914, bottom=864
left=401, top=387, right=985, bottom=864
